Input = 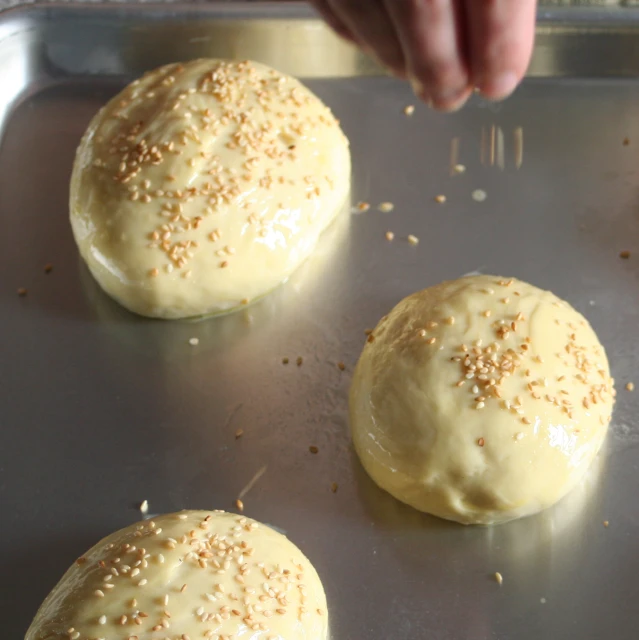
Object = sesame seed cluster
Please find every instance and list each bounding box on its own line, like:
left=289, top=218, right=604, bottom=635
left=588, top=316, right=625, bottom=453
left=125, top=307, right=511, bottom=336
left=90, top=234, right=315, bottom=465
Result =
left=350, top=275, right=615, bottom=525
left=26, top=511, right=327, bottom=640
left=70, top=58, right=350, bottom=318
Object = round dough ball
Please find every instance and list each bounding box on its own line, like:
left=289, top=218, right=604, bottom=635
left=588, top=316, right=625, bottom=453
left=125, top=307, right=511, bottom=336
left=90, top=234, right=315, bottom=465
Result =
left=26, top=511, right=328, bottom=640
left=70, top=59, right=350, bottom=319
left=350, top=275, right=615, bottom=525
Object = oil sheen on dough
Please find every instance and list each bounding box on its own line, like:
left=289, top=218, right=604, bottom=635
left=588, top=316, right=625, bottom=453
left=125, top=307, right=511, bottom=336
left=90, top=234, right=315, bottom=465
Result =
left=350, top=275, right=616, bottom=525
left=25, top=510, right=328, bottom=639
left=70, top=59, right=351, bottom=319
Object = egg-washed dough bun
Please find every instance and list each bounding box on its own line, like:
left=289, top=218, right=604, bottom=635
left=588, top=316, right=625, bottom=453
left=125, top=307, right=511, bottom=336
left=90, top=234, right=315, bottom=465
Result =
left=70, top=59, right=351, bottom=319
left=26, top=510, right=328, bottom=640
left=350, top=275, right=615, bottom=525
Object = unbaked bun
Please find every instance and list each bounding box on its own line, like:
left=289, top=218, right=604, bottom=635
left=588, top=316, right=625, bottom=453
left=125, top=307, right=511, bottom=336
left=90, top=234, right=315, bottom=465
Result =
left=26, top=511, right=327, bottom=640
left=70, top=59, right=350, bottom=318
left=350, top=275, right=615, bottom=525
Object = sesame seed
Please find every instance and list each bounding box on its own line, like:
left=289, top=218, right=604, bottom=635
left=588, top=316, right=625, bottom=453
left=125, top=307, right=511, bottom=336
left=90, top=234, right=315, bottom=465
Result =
left=235, top=428, right=244, bottom=439
left=603, top=520, right=610, bottom=527
left=472, top=189, right=487, bottom=202
left=44, top=263, right=53, bottom=274
left=309, top=445, right=319, bottom=454
left=149, top=268, right=159, bottom=278
left=139, top=500, right=149, bottom=514
left=188, top=337, right=199, bottom=346
left=296, top=356, right=303, bottom=366
left=235, top=499, right=244, bottom=512
left=337, top=362, right=346, bottom=371
left=94, top=590, right=105, bottom=598
left=620, top=250, right=631, bottom=259
left=356, top=201, right=370, bottom=212
left=378, top=202, right=394, bottom=212
left=17, top=288, right=27, bottom=297
left=454, top=164, right=466, bottom=174
left=385, top=231, right=395, bottom=241
left=434, top=195, right=446, bottom=204
left=98, top=615, right=106, bottom=624
left=477, top=437, right=485, bottom=447
left=282, top=357, right=289, bottom=364
left=407, top=234, right=419, bottom=245
left=626, top=382, right=634, bottom=391
left=331, top=482, right=338, bottom=493
left=404, top=105, right=415, bottom=116
left=495, top=572, right=504, bottom=585
left=446, top=316, right=455, bottom=325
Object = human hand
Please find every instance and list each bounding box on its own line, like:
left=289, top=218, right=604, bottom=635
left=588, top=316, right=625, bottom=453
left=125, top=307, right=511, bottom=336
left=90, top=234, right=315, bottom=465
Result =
left=311, top=0, right=538, bottom=111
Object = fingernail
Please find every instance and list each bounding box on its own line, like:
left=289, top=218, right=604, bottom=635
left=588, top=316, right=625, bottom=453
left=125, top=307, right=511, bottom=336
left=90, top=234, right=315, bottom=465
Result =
left=409, top=78, right=433, bottom=107
left=431, top=87, right=470, bottom=113
left=482, top=71, right=518, bottom=101
left=409, top=77, right=425, bottom=97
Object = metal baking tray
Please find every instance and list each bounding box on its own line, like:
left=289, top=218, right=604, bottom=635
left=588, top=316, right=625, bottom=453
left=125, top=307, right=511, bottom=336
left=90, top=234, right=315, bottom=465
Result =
left=2, top=2, right=639, bottom=639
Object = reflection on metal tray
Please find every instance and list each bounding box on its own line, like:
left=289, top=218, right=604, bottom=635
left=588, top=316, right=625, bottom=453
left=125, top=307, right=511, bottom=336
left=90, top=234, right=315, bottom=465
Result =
left=1, top=3, right=639, bottom=640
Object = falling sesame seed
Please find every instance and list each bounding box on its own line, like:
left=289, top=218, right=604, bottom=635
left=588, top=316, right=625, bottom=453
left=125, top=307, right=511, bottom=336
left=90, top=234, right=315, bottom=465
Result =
left=309, top=445, right=319, bottom=454
left=404, top=105, right=415, bottom=116
left=282, top=357, right=289, bottom=365
left=356, top=201, right=370, bottom=212
left=139, top=500, right=149, bottom=514
left=188, top=337, right=199, bottom=346
left=337, top=361, right=346, bottom=371
left=235, top=499, right=244, bottom=512
left=17, top=288, right=27, bottom=297
left=296, top=356, right=303, bottom=366
left=472, top=189, right=487, bottom=202
left=235, top=428, right=244, bottom=439
left=385, top=231, right=395, bottom=241
left=454, top=164, right=466, bottom=174
left=378, top=202, right=395, bottom=212
left=495, top=572, right=504, bottom=585
left=407, top=234, right=419, bottom=245
left=331, top=482, right=338, bottom=493
left=44, top=263, right=53, bottom=274
left=624, top=138, right=630, bottom=146
left=626, top=382, right=635, bottom=391
left=434, top=195, right=446, bottom=204
left=620, top=250, right=631, bottom=259
left=603, top=520, right=610, bottom=527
